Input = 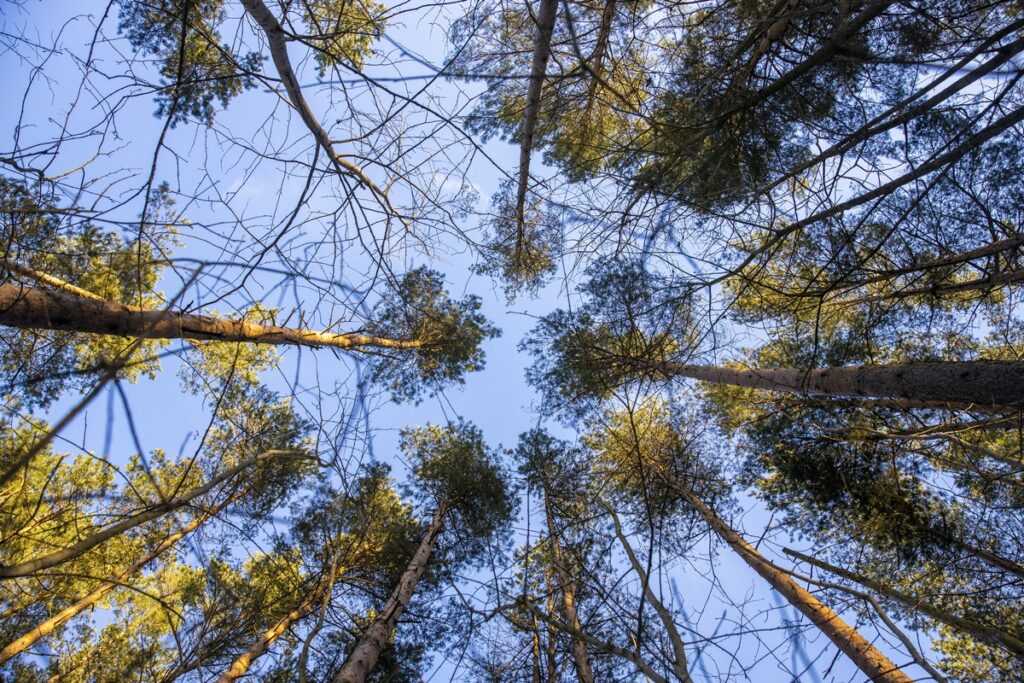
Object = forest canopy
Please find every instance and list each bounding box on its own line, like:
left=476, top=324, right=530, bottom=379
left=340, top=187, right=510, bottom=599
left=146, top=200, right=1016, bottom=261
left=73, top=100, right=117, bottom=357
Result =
left=1, top=0, right=1023, bottom=681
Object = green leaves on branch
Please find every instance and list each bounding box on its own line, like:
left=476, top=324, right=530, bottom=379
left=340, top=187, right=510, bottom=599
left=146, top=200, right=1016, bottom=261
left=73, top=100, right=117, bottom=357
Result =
left=117, top=0, right=261, bottom=126
left=370, top=268, right=499, bottom=402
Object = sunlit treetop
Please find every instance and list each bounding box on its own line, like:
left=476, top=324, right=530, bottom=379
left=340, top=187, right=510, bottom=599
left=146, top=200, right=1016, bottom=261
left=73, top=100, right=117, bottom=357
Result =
left=473, top=179, right=562, bottom=302
left=580, top=397, right=731, bottom=535
left=401, top=421, right=515, bottom=567
left=1, top=180, right=178, bottom=407
left=301, top=0, right=388, bottom=75
left=290, top=462, right=420, bottom=579
left=523, top=259, right=698, bottom=419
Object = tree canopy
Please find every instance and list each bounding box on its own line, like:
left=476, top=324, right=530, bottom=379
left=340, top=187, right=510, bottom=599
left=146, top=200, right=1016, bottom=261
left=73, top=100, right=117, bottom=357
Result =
left=1, top=0, right=1023, bottom=680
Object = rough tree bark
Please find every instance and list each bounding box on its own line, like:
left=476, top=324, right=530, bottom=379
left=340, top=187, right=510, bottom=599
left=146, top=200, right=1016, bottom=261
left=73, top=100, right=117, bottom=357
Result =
left=332, top=506, right=447, bottom=683
left=514, top=0, right=559, bottom=256
left=657, top=471, right=913, bottom=683
left=639, top=358, right=1024, bottom=411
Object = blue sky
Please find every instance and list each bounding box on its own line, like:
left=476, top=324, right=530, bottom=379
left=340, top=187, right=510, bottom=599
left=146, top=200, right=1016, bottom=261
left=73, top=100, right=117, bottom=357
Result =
left=0, top=1, right=942, bottom=680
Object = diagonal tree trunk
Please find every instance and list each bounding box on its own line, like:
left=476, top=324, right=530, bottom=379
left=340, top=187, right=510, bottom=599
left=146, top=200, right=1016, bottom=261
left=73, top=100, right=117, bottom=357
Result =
left=657, top=470, right=913, bottom=683
left=605, top=504, right=692, bottom=682
left=0, top=284, right=421, bottom=351
left=333, top=506, right=447, bottom=683
left=0, top=449, right=296, bottom=579
left=836, top=269, right=1024, bottom=306
left=0, top=491, right=239, bottom=663
left=239, top=0, right=403, bottom=220
left=784, top=548, right=1024, bottom=657
left=636, top=358, right=1024, bottom=411
left=216, top=563, right=343, bottom=683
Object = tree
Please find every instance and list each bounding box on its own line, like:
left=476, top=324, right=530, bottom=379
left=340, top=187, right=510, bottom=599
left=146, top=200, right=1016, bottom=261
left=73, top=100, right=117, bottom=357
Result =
left=4, top=0, right=1024, bottom=679
left=334, top=422, right=514, bottom=683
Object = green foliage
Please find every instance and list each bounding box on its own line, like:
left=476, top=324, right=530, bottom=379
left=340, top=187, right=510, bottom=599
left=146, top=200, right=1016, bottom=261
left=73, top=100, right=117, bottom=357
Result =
left=473, top=180, right=561, bottom=302
left=369, top=267, right=500, bottom=402
left=401, top=421, right=515, bottom=565
left=291, top=463, right=419, bottom=581
left=456, top=0, right=648, bottom=178
left=523, top=259, right=696, bottom=418
left=1, top=180, right=177, bottom=408
left=301, top=0, right=387, bottom=75
left=581, top=398, right=729, bottom=529
left=0, top=419, right=122, bottom=643
left=117, top=0, right=260, bottom=125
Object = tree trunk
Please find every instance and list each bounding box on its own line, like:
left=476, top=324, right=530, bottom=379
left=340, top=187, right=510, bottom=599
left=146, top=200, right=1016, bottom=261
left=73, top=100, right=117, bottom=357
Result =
left=645, top=358, right=1024, bottom=411
left=545, top=570, right=558, bottom=681
left=0, top=449, right=294, bottom=579
left=217, top=575, right=336, bottom=683
left=659, top=472, right=913, bottom=683
left=0, top=284, right=420, bottom=351
left=784, top=548, right=1024, bottom=657
left=838, top=269, right=1024, bottom=306
left=606, top=505, right=692, bottom=682
left=0, top=493, right=236, bottom=663
left=542, top=489, right=595, bottom=683
left=514, top=0, right=558, bottom=250
left=333, top=506, right=446, bottom=683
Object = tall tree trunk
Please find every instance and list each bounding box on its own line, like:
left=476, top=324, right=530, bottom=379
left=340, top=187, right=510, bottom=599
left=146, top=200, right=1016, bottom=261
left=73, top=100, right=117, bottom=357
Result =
left=545, top=570, right=558, bottom=681
left=837, top=269, right=1024, bottom=306
left=658, top=471, right=913, bottom=683
left=333, top=506, right=446, bottom=683
left=531, top=610, right=542, bottom=683
left=784, top=548, right=1024, bottom=657
left=0, top=492, right=237, bottom=663
left=0, top=449, right=294, bottom=579
left=514, top=0, right=559, bottom=255
left=0, top=284, right=421, bottom=351
left=542, top=488, right=595, bottom=683
left=640, top=358, right=1024, bottom=411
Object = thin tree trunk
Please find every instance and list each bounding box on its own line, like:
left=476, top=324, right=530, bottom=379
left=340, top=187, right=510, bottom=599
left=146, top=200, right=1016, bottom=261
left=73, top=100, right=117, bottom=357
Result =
left=0, top=492, right=237, bottom=663
left=784, top=548, right=1024, bottom=657
left=239, top=0, right=401, bottom=218
left=0, top=284, right=421, bottom=351
left=837, top=269, right=1024, bottom=306
left=641, top=358, right=1024, bottom=411
left=514, top=0, right=559, bottom=256
left=0, top=450, right=295, bottom=578
left=947, top=535, right=1024, bottom=580
left=605, top=505, right=692, bottom=682
left=217, top=569, right=340, bottom=683
left=784, top=234, right=1024, bottom=299
left=542, top=488, right=595, bottom=683
left=523, top=600, right=668, bottom=683
left=333, top=506, right=447, bottom=683
left=658, top=471, right=913, bottom=683
left=545, top=570, right=558, bottom=681
left=531, top=610, right=542, bottom=683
